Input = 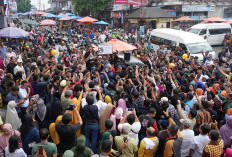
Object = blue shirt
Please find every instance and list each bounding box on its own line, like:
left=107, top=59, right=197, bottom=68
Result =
left=22, top=128, right=40, bottom=155
left=186, top=100, right=194, bottom=109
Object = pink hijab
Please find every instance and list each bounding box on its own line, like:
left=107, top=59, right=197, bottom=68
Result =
left=0, top=123, right=21, bottom=150
left=117, top=99, right=127, bottom=116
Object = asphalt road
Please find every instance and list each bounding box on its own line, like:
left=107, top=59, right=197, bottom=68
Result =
left=212, top=46, right=223, bottom=56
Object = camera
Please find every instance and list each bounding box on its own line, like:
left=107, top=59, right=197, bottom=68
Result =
left=67, top=104, right=75, bottom=111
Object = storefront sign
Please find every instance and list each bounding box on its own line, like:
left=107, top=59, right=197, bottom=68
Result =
left=182, top=5, right=216, bottom=12
left=8, top=0, right=17, bottom=13
left=129, top=19, right=138, bottom=23
left=158, top=18, right=170, bottom=23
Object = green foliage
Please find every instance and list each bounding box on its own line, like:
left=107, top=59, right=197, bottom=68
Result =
left=17, top=0, right=32, bottom=13
left=72, top=0, right=111, bottom=16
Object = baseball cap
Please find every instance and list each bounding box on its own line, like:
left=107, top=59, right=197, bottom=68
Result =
left=180, top=119, right=191, bottom=128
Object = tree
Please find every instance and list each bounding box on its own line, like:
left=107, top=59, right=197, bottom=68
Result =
left=17, top=0, right=32, bottom=13
left=72, top=0, right=112, bottom=17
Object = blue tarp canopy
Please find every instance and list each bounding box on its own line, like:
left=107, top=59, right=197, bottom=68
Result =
left=16, top=12, right=22, bottom=15
left=68, top=16, right=81, bottom=20
left=93, top=20, right=111, bottom=25
left=45, top=13, right=57, bottom=18
left=57, top=14, right=68, bottom=18
left=225, top=17, right=232, bottom=20
left=66, top=13, right=75, bottom=16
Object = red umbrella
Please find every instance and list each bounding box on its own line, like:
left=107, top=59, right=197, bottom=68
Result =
left=41, top=13, right=49, bottom=17
left=107, top=39, right=137, bottom=52
left=173, top=16, right=195, bottom=22
left=76, top=16, right=98, bottom=23
left=37, top=12, right=45, bottom=15
left=223, top=19, right=232, bottom=24
left=40, top=20, right=56, bottom=26
left=203, top=16, right=226, bottom=22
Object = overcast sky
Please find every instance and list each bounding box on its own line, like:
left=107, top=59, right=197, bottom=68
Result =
left=31, top=0, right=50, bottom=10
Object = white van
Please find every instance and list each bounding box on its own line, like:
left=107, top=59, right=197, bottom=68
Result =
left=189, top=23, right=231, bottom=46
left=149, top=28, right=215, bottom=61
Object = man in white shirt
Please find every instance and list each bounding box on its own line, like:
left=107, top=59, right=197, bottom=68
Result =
left=180, top=118, right=194, bottom=157
left=6, top=48, right=17, bottom=60
left=118, top=109, right=141, bottom=144
left=18, top=80, right=30, bottom=109
left=59, top=41, right=67, bottom=52
left=204, top=55, right=214, bottom=67
left=99, top=32, right=106, bottom=43
left=14, top=59, right=26, bottom=79
left=188, top=123, right=211, bottom=157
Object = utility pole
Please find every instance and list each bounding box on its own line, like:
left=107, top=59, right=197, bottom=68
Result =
left=38, top=0, right=41, bottom=11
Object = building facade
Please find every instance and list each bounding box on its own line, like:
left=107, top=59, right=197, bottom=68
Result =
left=48, top=0, right=74, bottom=12
left=152, top=0, right=232, bottom=19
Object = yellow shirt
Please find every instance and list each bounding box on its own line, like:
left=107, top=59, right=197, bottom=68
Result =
left=138, top=137, right=159, bottom=157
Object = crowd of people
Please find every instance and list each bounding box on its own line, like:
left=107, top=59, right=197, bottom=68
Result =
left=0, top=17, right=232, bottom=157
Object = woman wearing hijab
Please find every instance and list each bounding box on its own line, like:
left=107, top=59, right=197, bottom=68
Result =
left=5, top=101, right=22, bottom=130
left=33, top=95, right=50, bottom=129
left=220, top=116, right=232, bottom=147
left=0, top=123, right=21, bottom=152
left=20, top=114, right=40, bottom=155
left=71, top=135, right=92, bottom=157
left=105, top=95, right=112, bottom=104
left=117, top=99, right=127, bottom=117
left=98, top=132, right=122, bottom=156
left=99, top=101, right=114, bottom=134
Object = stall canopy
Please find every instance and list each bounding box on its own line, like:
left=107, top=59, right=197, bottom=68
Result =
left=57, top=14, right=68, bottom=18
left=76, top=16, right=98, bottom=23
left=93, top=20, right=111, bottom=25
left=68, top=16, right=81, bottom=20
left=37, top=12, right=45, bottom=15
left=66, top=13, right=75, bottom=16
left=223, top=19, right=232, bottom=24
left=16, top=12, right=22, bottom=15
left=40, top=20, right=56, bottom=26
left=45, top=13, right=57, bottom=18
left=0, top=27, right=30, bottom=38
left=107, top=39, right=137, bottom=52
left=23, top=19, right=39, bottom=25
left=60, top=16, right=70, bottom=21
left=203, top=16, right=226, bottom=22
left=173, top=16, right=195, bottom=22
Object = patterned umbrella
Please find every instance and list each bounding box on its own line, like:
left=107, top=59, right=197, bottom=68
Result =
left=0, top=27, right=29, bottom=38
left=40, top=20, right=56, bottom=26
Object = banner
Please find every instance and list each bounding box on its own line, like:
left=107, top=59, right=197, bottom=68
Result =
left=8, top=0, right=17, bottom=13
left=98, top=44, right=113, bottom=55
left=115, top=0, right=148, bottom=6
left=182, top=5, right=215, bottom=12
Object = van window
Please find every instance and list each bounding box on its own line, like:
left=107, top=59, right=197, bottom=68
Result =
left=188, top=28, right=201, bottom=34
left=179, top=43, right=187, bottom=50
left=209, top=29, right=231, bottom=35
left=199, top=29, right=206, bottom=35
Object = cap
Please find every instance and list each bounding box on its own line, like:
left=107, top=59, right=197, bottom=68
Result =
left=167, top=69, right=172, bottom=73
left=17, top=58, right=23, bottom=63
left=60, top=80, right=67, bottom=87
left=158, top=119, right=169, bottom=129
left=65, top=90, right=72, bottom=97
left=160, top=97, right=168, bottom=102
left=180, top=119, right=191, bottom=128
left=221, top=90, right=227, bottom=98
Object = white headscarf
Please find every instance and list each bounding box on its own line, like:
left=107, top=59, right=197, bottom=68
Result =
left=5, top=101, right=22, bottom=130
